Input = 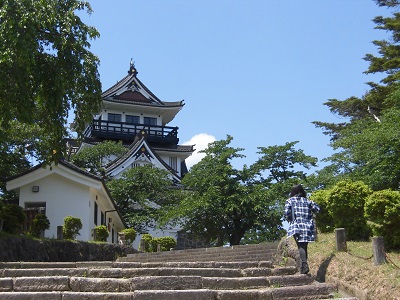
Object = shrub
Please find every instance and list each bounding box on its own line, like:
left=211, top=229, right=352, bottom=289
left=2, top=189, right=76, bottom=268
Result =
left=2, top=204, right=26, bottom=234
left=310, top=189, right=335, bottom=233
left=365, top=189, right=400, bottom=250
left=327, top=180, right=372, bottom=241
left=28, top=214, right=50, bottom=238
left=152, top=236, right=177, bottom=251
left=94, top=225, right=109, bottom=242
left=141, top=233, right=153, bottom=252
left=63, top=216, right=82, bottom=240
left=121, top=228, right=137, bottom=244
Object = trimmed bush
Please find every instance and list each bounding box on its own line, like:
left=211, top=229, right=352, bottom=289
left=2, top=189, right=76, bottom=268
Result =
left=141, top=233, right=153, bottom=252
left=310, top=189, right=335, bottom=233
left=365, top=189, right=400, bottom=250
left=152, top=236, right=177, bottom=251
left=63, top=216, right=82, bottom=240
left=121, top=228, right=137, bottom=244
left=327, top=180, right=372, bottom=241
left=28, top=214, right=50, bottom=238
left=94, top=225, right=109, bottom=242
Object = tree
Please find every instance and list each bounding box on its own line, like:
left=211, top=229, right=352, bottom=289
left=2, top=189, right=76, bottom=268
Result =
left=106, top=164, right=180, bottom=232
left=0, top=0, right=102, bottom=164
left=313, top=3, right=400, bottom=191
left=70, top=141, right=128, bottom=176
left=1, top=204, right=26, bottom=234
left=164, top=136, right=318, bottom=246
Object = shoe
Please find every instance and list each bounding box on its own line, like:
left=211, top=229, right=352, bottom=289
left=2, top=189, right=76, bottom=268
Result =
left=300, top=262, right=309, bottom=274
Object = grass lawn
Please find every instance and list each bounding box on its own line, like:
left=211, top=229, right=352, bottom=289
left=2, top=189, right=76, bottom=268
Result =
left=306, top=232, right=400, bottom=299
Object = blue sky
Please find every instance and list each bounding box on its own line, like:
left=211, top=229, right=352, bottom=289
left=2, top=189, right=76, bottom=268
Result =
left=78, top=1, right=391, bottom=170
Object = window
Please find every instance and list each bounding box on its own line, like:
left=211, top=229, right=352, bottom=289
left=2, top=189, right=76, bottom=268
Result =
left=126, top=115, right=140, bottom=124
left=94, top=202, right=98, bottom=225
left=101, top=211, right=105, bottom=226
left=108, top=113, right=121, bottom=122
left=144, top=117, right=157, bottom=125
left=169, top=157, right=178, bottom=171
left=131, top=162, right=141, bottom=168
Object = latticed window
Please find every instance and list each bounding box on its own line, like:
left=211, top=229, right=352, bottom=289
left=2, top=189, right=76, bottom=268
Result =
left=108, top=113, right=121, bottom=122
left=169, top=157, right=177, bottom=171
left=126, top=115, right=139, bottom=124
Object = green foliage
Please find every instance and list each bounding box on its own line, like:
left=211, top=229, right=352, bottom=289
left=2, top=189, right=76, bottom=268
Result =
left=164, top=136, right=317, bottom=246
left=120, top=228, right=137, bottom=244
left=327, top=180, right=372, bottom=241
left=152, top=236, right=177, bottom=251
left=0, top=122, right=35, bottom=196
left=313, top=5, right=400, bottom=191
left=141, top=233, right=154, bottom=252
left=1, top=204, right=26, bottom=234
left=310, top=190, right=335, bottom=233
left=93, top=225, right=109, bottom=242
left=365, top=189, right=400, bottom=249
left=62, top=216, right=82, bottom=240
left=70, top=141, right=128, bottom=175
left=0, top=0, right=102, bottom=164
left=28, top=214, right=50, bottom=238
left=107, top=164, right=180, bottom=232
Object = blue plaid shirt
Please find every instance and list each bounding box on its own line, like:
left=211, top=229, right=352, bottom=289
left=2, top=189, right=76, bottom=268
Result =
left=284, top=196, right=320, bottom=242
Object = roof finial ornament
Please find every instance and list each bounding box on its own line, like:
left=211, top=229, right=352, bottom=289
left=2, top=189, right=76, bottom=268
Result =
left=128, top=58, right=138, bottom=76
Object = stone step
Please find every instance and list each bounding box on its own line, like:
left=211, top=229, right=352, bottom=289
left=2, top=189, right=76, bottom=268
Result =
left=122, top=244, right=278, bottom=263
left=0, top=274, right=315, bottom=292
left=0, top=260, right=274, bottom=270
left=0, top=283, right=336, bottom=300
left=0, top=265, right=297, bottom=278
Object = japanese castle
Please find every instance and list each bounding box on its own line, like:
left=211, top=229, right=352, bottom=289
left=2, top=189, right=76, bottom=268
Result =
left=68, top=61, right=194, bottom=181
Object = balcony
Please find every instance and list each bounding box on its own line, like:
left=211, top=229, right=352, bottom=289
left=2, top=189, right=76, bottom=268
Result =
left=89, top=120, right=179, bottom=145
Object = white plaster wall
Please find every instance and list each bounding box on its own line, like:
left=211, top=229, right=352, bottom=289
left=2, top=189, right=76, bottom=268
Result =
left=20, top=173, right=92, bottom=241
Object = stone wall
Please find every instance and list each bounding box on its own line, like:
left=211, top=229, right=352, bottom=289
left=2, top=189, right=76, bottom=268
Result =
left=0, top=236, right=137, bottom=262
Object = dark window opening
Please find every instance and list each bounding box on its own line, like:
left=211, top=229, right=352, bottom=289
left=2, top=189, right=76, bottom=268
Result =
left=126, top=115, right=140, bottom=124
left=144, top=117, right=157, bottom=126
left=108, top=113, right=121, bottom=122
left=94, top=202, right=98, bottom=225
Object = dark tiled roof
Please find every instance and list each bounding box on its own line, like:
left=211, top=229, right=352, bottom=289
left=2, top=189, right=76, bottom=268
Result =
left=101, top=72, right=184, bottom=108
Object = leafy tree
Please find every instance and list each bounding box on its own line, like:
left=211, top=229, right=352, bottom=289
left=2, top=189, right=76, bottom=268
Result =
left=313, top=3, right=400, bottom=190
left=0, top=0, right=102, bottom=164
left=1, top=204, right=26, bottom=234
left=28, top=213, right=50, bottom=238
left=165, top=136, right=317, bottom=246
left=106, top=164, right=180, bottom=232
left=70, top=141, right=128, bottom=175
left=0, top=122, right=37, bottom=198
left=62, top=216, right=82, bottom=240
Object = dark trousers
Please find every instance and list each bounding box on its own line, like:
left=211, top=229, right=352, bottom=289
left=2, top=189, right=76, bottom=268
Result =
left=295, top=239, right=308, bottom=263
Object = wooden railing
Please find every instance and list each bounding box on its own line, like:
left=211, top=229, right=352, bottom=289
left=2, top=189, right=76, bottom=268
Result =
left=89, top=120, right=179, bottom=144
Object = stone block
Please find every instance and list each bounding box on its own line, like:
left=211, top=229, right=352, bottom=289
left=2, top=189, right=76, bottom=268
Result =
left=13, top=276, right=69, bottom=291
left=0, top=278, right=13, bottom=292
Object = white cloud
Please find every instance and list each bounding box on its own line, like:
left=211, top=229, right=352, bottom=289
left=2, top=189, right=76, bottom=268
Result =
left=183, top=133, right=216, bottom=169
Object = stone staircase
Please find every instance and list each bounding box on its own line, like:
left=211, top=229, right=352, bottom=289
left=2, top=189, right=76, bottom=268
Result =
left=0, top=243, right=358, bottom=299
